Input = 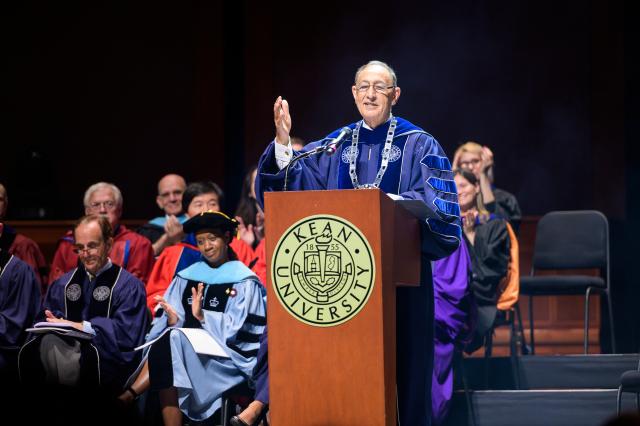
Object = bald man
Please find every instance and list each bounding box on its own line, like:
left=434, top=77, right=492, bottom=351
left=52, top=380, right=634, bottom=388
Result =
left=137, top=174, right=188, bottom=256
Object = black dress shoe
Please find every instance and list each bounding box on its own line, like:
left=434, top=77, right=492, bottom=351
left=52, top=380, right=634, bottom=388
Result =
left=229, top=416, right=250, bottom=426
left=229, top=407, right=267, bottom=426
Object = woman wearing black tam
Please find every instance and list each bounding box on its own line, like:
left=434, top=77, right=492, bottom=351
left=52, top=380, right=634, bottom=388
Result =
left=118, top=211, right=267, bottom=426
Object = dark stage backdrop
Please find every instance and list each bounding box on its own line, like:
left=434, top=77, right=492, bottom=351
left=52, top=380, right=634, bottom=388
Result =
left=2, top=2, right=636, bottom=349
left=243, top=1, right=625, bottom=219
left=1, top=0, right=625, bottom=220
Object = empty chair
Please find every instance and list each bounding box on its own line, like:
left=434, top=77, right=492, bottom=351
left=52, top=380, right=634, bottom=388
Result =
left=520, top=210, right=615, bottom=354
left=617, top=357, right=640, bottom=415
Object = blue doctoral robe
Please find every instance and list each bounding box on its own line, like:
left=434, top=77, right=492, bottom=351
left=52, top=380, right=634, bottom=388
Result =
left=142, top=260, right=267, bottom=421
left=148, top=214, right=189, bottom=228
left=137, top=214, right=190, bottom=246
left=256, top=116, right=460, bottom=425
left=21, top=263, right=148, bottom=389
left=0, top=252, right=41, bottom=371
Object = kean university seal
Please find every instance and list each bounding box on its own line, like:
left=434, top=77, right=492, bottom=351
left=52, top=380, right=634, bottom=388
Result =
left=271, top=214, right=375, bottom=327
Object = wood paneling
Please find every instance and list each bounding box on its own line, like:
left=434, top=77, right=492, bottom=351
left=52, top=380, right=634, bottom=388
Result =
left=5, top=220, right=145, bottom=264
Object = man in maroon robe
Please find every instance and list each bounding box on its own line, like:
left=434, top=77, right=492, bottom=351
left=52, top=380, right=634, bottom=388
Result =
left=49, top=182, right=155, bottom=285
left=0, top=183, right=48, bottom=287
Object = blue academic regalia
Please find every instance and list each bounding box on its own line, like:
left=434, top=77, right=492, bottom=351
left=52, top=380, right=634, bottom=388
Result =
left=148, top=214, right=189, bottom=228
left=0, top=251, right=41, bottom=371
left=20, top=263, right=148, bottom=389
left=256, top=116, right=460, bottom=425
left=137, top=214, right=189, bottom=245
left=142, top=260, right=266, bottom=421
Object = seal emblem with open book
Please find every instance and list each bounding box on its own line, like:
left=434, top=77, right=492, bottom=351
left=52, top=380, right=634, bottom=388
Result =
left=272, top=214, right=375, bottom=327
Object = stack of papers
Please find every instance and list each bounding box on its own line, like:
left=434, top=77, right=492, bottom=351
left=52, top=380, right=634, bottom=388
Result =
left=26, top=321, right=94, bottom=341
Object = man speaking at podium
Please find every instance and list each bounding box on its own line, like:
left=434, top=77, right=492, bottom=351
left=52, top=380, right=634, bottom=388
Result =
left=256, top=60, right=460, bottom=425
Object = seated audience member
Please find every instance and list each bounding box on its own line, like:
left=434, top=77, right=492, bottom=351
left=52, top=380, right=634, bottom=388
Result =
left=0, top=183, right=48, bottom=287
left=137, top=174, right=188, bottom=256
left=118, top=212, right=266, bottom=426
left=145, top=181, right=256, bottom=312
left=251, top=237, right=267, bottom=286
left=432, top=242, right=476, bottom=425
left=235, top=166, right=265, bottom=250
left=49, top=182, right=155, bottom=285
left=0, top=246, right=41, bottom=377
left=234, top=167, right=267, bottom=284
left=454, top=169, right=510, bottom=353
left=453, top=142, right=521, bottom=232
left=19, top=215, right=148, bottom=393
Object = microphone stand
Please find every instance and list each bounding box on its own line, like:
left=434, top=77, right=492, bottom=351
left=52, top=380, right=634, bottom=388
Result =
left=283, top=144, right=329, bottom=192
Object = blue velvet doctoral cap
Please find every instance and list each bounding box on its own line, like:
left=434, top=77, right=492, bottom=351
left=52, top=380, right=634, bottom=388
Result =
left=183, top=211, right=238, bottom=234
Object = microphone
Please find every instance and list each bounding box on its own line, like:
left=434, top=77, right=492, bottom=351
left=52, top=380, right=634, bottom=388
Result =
left=282, top=126, right=352, bottom=190
left=283, top=144, right=325, bottom=192
left=323, top=127, right=352, bottom=156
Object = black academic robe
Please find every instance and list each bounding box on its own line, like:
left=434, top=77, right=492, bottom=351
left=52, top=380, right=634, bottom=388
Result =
left=464, top=217, right=510, bottom=343
left=486, top=187, right=522, bottom=234
left=19, top=263, right=149, bottom=391
left=0, top=251, right=41, bottom=373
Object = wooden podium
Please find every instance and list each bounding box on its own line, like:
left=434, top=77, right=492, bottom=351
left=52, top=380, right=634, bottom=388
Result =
left=264, top=188, right=421, bottom=425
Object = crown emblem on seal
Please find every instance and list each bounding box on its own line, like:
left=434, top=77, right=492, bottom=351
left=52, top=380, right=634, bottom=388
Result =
left=272, top=215, right=375, bottom=327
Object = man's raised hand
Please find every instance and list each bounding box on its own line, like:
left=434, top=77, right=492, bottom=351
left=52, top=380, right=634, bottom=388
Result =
left=274, top=96, right=292, bottom=146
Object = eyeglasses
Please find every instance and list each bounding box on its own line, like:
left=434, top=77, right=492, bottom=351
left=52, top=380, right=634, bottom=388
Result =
left=355, top=83, right=395, bottom=94
left=158, top=190, right=184, bottom=199
left=459, top=159, right=481, bottom=168
left=87, top=200, right=117, bottom=211
left=72, top=241, right=103, bottom=254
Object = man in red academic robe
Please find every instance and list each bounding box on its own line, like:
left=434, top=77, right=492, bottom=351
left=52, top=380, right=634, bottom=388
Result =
left=0, top=183, right=48, bottom=287
left=49, top=182, right=155, bottom=285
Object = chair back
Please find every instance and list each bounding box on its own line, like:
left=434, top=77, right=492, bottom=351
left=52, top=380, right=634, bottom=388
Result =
left=497, top=221, right=519, bottom=311
left=531, top=210, right=608, bottom=271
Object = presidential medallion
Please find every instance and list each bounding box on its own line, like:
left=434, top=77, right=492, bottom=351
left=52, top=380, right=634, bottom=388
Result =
left=272, top=215, right=375, bottom=327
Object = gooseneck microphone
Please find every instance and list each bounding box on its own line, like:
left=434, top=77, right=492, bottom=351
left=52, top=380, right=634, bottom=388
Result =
left=282, top=127, right=353, bottom=191
left=323, top=127, right=352, bottom=156
left=283, top=144, right=324, bottom=191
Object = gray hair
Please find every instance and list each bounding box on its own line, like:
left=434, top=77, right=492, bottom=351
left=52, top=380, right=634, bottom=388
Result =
left=83, top=182, right=123, bottom=209
left=354, top=60, right=398, bottom=86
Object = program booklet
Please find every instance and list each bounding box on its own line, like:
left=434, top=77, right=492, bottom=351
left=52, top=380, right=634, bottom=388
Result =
left=135, top=327, right=230, bottom=358
left=26, top=321, right=94, bottom=341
